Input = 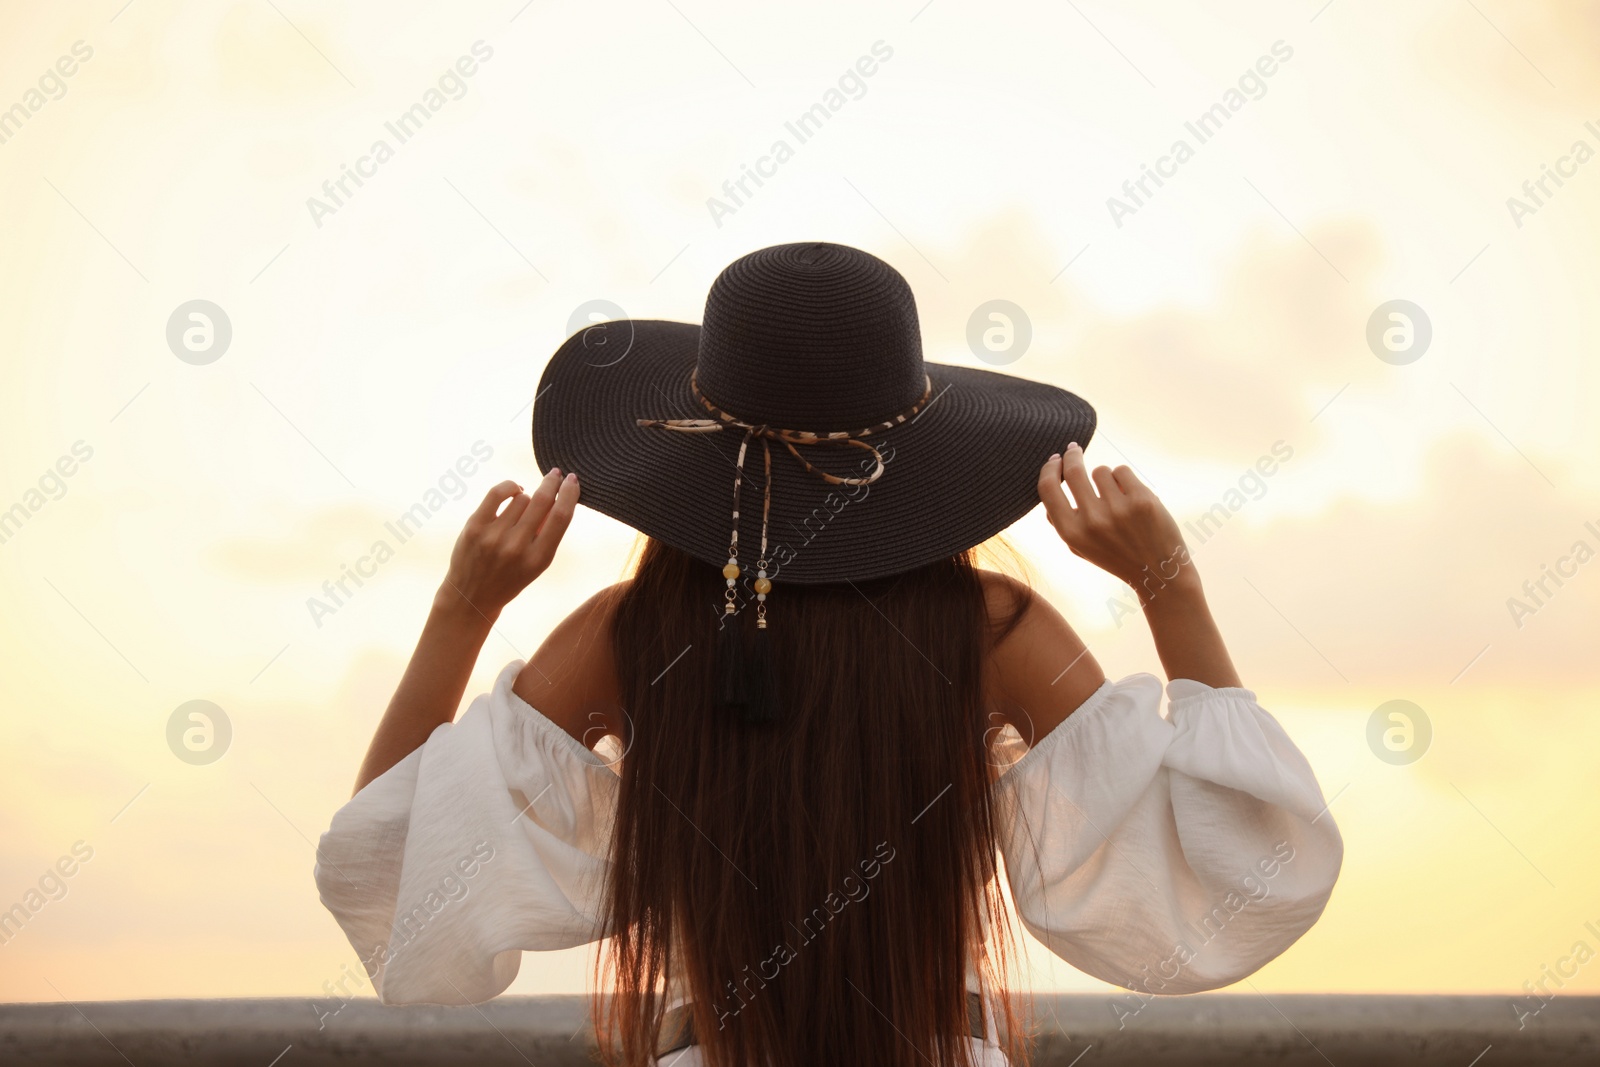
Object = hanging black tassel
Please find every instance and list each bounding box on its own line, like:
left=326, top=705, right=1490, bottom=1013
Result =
left=742, top=623, right=780, bottom=724
left=717, top=612, right=747, bottom=714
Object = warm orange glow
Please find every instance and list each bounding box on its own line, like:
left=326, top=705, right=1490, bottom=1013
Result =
left=2, top=1, right=1596, bottom=1003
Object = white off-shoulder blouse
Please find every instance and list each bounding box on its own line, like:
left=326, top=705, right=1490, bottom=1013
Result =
left=314, top=659, right=1343, bottom=1007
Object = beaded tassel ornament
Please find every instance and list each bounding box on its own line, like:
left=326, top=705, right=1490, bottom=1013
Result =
left=638, top=370, right=934, bottom=723
left=711, top=429, right=777, bottom=721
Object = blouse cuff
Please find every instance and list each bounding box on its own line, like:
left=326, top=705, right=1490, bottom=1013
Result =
left=1161, top=678, right=1331, bottom=826
left=1166, top=677, right=1258, bottom=707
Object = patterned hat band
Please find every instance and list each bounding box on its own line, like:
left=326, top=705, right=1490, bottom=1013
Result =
left=635, top=370, right=935, bottom=723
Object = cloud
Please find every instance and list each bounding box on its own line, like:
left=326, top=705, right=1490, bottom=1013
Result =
left=1422, top=2, right=1600, bottom=104
left=1191, top=432, right=1598, bottom=689
left=907, top=209, right=1389, bottom=457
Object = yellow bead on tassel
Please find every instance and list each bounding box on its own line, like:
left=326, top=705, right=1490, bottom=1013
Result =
left=754, top=564, right=769, bottom=630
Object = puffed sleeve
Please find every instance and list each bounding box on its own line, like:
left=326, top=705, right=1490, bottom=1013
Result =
left=994, top=673, right=1342, bottom=994
left=313, top=659, right=618, bottom=1004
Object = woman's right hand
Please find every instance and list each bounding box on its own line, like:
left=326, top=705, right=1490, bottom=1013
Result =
left=1037, top=443, right=1197, bottom=604
left=1039, top=443, right=1242, bottom=688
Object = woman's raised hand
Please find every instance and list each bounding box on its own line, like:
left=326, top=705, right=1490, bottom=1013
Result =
left=1037, top=444, right=1197, bottom=604
left=436, top=470, right=579, bottom=619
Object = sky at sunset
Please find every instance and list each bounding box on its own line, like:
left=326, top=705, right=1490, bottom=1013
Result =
left=1, top=0, right=1597, bottom=1006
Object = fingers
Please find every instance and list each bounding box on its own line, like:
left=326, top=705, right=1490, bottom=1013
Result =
left=1111, top=465, right=1162, bottom=513
left=1037, top=454, right=1079, bottom=537
left=527, top=473, right=579, bottom=572
left=1065, top=447, right=1113, bottom=536
left=468, top=479, right=527, bottom=529
left=497, top=491, right=534, bottom=529
left=1090, top=464, right=1122, bottom=501
left=1059, top=443, right=1098, bottom=511
left=1110, top=465, right=1144, bottom=494
left=510, top=467, right=565, bottom=537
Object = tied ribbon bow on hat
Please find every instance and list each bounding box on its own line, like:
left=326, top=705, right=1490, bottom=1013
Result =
left=637, top=370, right=934, bottom=724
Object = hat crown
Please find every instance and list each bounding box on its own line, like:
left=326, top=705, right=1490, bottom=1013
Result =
left=695, top=243, right=925, bottom=431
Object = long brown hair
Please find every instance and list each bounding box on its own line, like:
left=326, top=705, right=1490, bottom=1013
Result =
left=597, top=536, right=1034, bottom=1067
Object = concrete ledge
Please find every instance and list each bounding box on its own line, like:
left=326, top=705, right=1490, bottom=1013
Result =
left=1, top=995, right=1595, bottom=1065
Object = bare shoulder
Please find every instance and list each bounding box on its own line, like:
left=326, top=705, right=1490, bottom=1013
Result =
left=976, top=568, right=1107, bottom=744
left=511, top=581, right=629, bottom=747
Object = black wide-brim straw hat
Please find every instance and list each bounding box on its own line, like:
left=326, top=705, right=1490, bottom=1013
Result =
left=531, top=242, right=1096, bottom=585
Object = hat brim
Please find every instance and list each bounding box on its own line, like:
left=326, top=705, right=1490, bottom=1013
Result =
left=531, top=320, right=1096, bottom=585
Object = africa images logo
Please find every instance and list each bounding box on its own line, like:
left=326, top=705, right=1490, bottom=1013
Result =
left=305, top=41, right=494, bottom=228
left=1106, top=40, right=1294, bottom=228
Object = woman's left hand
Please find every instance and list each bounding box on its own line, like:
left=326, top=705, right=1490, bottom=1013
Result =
left=435, top=469, right=580, bottom=619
